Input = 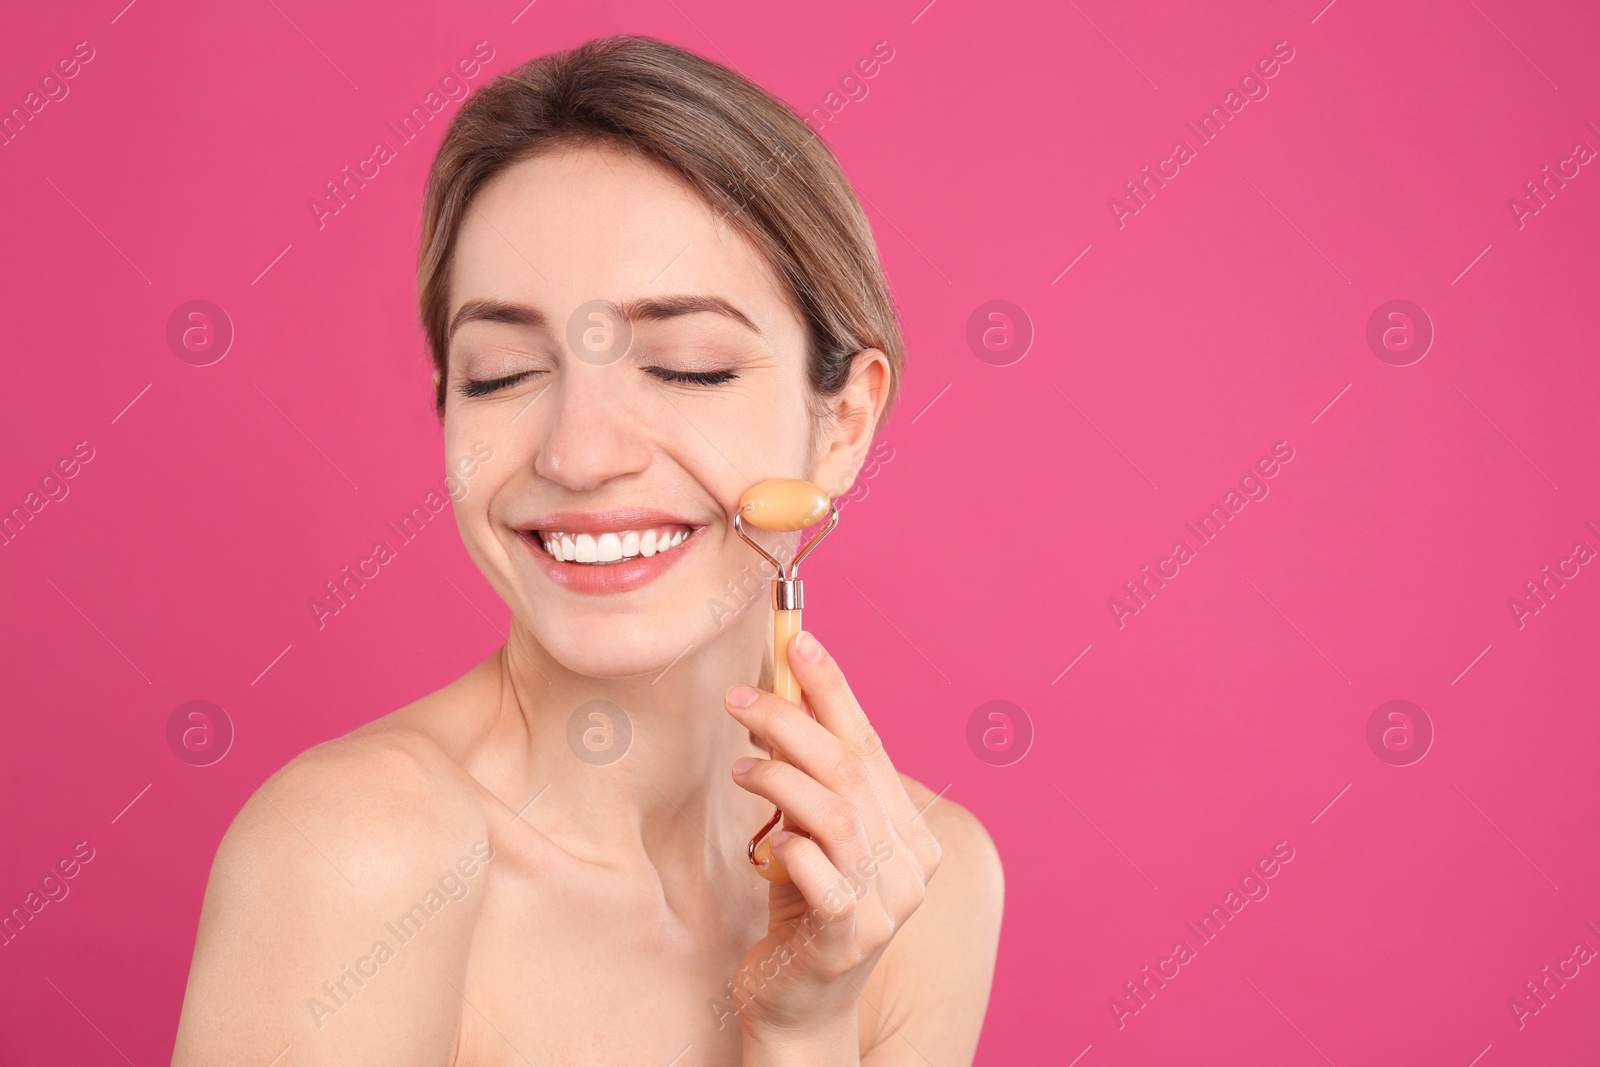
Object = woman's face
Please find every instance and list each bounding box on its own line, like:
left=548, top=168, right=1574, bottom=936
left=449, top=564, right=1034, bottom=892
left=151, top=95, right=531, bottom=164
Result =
left=441, top=141, right=870, bottom=678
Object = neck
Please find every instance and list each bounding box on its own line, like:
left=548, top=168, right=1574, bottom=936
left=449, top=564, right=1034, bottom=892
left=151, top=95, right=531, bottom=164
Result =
left=490, top=604, right=777, bottom=876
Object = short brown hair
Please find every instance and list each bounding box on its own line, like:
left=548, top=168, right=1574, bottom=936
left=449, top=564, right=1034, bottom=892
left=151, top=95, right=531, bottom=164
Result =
left=417, top=34, right=904, bottom=428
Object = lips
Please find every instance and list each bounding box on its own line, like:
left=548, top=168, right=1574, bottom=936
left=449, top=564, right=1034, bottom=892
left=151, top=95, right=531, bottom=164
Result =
left=534, top=524, right=692, bottom=564
left=515, top=508, right=706, bottom=594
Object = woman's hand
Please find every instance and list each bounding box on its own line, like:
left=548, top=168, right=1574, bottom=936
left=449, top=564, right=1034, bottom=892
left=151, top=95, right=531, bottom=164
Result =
left=723, top=629, right=943, bottom=1061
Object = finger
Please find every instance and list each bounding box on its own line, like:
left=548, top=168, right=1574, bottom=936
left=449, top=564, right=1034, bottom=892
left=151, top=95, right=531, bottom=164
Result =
left=780, top=639, right=940, bottom=883
left=732, top=757, right=874, bottom=873
left=785, top=631, right=886, bottom=766
left=727, top=677, right=940, bottom=883
left=783, top=633, right=928, bottom=834
left=733, top=753, right=931, bottom=928
left=764, top=831, right=878, bottom=967
left=727, top=686, right=880, bottom=810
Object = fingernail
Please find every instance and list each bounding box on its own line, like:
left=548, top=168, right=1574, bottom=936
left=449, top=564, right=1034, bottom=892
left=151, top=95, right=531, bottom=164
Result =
left=726, top=685, right=761, bottom=708
left=769, top=830, right=794, bottom=848
left=732, top=756, right=758, bottom=775
left=794, top=630, right=823, bottom=663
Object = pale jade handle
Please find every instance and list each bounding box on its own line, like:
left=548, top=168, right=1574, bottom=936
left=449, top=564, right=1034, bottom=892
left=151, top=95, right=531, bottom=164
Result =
left=752, top=607, right=804, bottom=882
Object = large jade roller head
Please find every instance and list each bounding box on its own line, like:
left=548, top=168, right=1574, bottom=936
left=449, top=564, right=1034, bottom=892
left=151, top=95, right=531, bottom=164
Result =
left=734, top=479, right=838, bottom=586
left=732, top=478, right=840, bottom=881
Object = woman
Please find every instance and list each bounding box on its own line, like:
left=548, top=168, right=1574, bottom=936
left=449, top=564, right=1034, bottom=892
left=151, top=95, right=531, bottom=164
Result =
left=173, top=34, right=1002, bottom=1066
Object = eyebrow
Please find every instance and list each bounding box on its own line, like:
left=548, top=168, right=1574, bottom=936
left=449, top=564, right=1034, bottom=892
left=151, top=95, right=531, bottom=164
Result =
left=447, top=294, right=762, bottom=343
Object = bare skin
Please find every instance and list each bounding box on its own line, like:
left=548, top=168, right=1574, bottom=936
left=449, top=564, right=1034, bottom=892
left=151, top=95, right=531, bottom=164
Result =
left=172, top=141, right=1003, bottom=1066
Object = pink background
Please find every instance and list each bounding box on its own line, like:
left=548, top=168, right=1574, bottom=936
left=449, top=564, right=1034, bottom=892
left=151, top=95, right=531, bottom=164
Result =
left=3, top=0, right=1598, bottom=1063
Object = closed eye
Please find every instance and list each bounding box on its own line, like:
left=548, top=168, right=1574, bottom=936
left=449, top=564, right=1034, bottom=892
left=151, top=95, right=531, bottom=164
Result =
left=458, top=370, right=541, bottom=398
left=646, top=367, right=740, bottom=386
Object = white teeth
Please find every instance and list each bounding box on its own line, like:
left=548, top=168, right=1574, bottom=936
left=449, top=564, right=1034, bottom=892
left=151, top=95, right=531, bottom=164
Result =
left=535, top=524, right=693, bottom=564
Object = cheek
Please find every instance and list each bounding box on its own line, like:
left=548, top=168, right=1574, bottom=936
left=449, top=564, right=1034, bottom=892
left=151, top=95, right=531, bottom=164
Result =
left=720, top=388, right=815, bottom=470
left=442, top=419, right=514, bottom=533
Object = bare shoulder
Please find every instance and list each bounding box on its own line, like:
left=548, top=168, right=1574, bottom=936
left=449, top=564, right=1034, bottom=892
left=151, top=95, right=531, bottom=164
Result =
left=897, top=774, right=1004, bottom=892
left=864, top=774, right=1004, bottom=1066
left=235, top=723, right=489, bottom=880
left=172, top=721, right=495, bottom=1066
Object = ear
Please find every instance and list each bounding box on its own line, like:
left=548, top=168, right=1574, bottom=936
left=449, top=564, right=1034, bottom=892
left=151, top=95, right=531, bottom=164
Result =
left=809, top=349, right=891, bottom=500
left=432, top=365, right=443, bottom=392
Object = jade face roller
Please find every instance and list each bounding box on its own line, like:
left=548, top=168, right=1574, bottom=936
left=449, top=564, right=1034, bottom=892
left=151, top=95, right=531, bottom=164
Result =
left=732, top=478, right=840, bottom=882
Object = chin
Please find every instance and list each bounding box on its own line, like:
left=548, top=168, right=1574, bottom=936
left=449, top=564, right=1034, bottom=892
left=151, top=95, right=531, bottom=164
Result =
left=470, top=521, right=754, bottom=678
left=531, top=613, right=707, bottom=681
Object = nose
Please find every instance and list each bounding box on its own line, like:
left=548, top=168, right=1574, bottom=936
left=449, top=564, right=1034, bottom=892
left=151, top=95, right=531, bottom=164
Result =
left=532, top=363, right=652, bottom=491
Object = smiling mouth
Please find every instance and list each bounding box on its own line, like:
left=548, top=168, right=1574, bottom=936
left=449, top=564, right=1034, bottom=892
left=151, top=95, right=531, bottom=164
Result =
left=526, top=524, right=696, bottom=565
